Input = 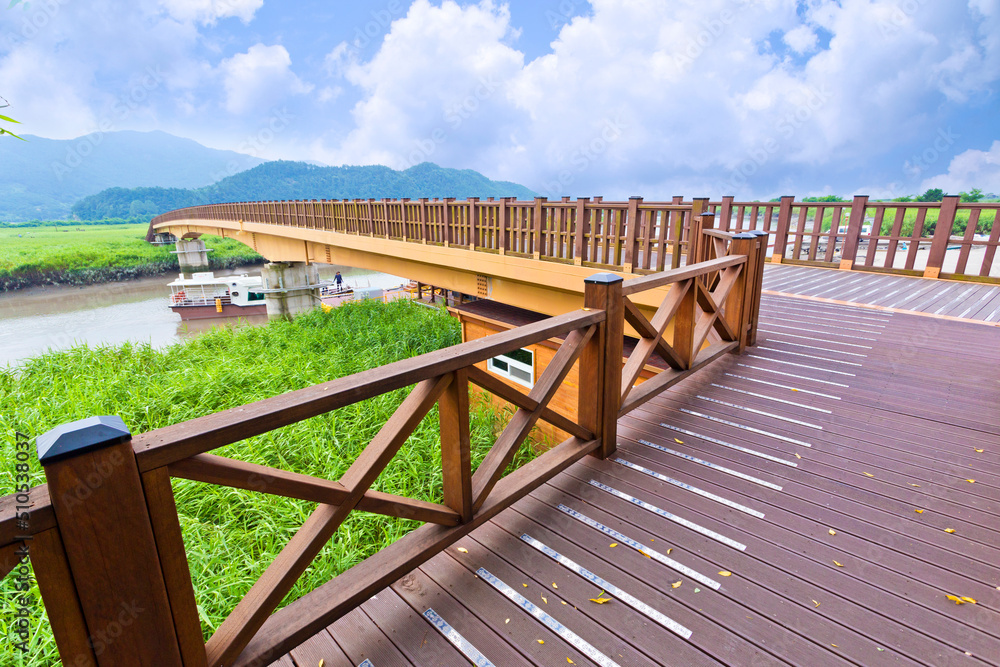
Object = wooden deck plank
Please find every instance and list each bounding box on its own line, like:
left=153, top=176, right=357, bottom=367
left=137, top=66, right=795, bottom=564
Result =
left=273, top=294, right=1000, bottom=667
left=327, top=607, right=414, bottom=667
left=288, top=628, right=353, bottom=667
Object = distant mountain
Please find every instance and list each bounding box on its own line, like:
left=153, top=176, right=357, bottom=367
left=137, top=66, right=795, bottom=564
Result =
left=0, top=130, right=265, bottom=221
left=72, top=161, right=538, bottom=220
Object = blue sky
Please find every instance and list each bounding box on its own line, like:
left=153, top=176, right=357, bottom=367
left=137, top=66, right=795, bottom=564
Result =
left=1, top=0, right=998, bottom=199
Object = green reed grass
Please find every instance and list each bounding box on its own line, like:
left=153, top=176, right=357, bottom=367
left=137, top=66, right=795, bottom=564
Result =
left=0, top=299, right=523, bottom=665
left=0, top=223, right=263, bottom=291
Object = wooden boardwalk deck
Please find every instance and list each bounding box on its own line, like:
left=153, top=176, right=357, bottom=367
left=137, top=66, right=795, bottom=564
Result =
left=271, top=294, right=1000, bottom=667
left=763, top=264, right=1000, bottom=323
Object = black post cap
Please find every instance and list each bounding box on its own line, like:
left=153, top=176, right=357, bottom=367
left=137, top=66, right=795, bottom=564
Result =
left=733, top=233, right=757, bottom=239
left=585, top=273, right=624, bottom=284
left=748, top=230, right=768, bottom=237
left=37, top=416, right=131, bottom=465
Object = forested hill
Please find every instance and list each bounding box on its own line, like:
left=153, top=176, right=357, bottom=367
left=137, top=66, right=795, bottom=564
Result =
left=72, top=161, right=538, bottom=220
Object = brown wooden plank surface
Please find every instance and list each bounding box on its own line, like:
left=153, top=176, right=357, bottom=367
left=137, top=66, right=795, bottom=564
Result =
left=327, top=607, right=413, bottom=666
left=273, top=295, right=1000, bottom=667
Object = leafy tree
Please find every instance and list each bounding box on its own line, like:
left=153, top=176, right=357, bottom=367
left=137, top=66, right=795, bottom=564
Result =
left=802, top=195, right=847, bottom=202
left=916, top=188, right=945, bottom=202
left=891, top=196, right=914, bottom=202
left=959, top=188, right=983, bottom=202
left=0, top=96, right=24, bottom=140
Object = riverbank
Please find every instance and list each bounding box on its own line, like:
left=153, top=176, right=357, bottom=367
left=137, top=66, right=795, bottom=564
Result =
left=0, top=223, right=263, bottom=291
left=0, top=298, right=519, bottom=665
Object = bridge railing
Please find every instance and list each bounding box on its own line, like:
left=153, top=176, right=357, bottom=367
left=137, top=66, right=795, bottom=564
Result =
left=152, top=196, right=706, bottom=273
left=12, top=229, right=764, bottom=666
left=707, top=195, right=1000, bottom=282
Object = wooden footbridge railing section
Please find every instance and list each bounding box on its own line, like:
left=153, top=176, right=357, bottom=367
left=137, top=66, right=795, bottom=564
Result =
left=150, top=195, right=999, bottom=282
left=0, top=231, right=767, bottom=666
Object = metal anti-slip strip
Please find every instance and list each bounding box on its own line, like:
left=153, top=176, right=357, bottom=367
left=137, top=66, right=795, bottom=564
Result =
left=723, top=373, right=842, bottom=400
left=661, top=422, right=800, bottom=466
left=746, top=354, right=857, bottom=377
left=735, top=363, right=851, bottom=388
left=756, top=329, right=873, bottom=349
left=612, top=457, right=765, bottom=517
left=635, top=438, right=783, bottom=490
left=680, top=408, right=816, bottom=448
left=422, top=608, right=496, bottom=667
left=589, top=479, right=747, bottom=551
left=556, top=503, right=723, bottom=588
left=476, top=567, right=622, bottom=667
left=756, top=323, right=878, bottom=341
left=710, top=383, right=832, bottom=413
left=760, top=338, right=869, bottom=358
left=358, top=661, right=375, bottom=667
left=754, top=345, right=864, bottom=366
left=695, top=395, right=823, bottom=429
left=520, top=533, right=696, bottom=638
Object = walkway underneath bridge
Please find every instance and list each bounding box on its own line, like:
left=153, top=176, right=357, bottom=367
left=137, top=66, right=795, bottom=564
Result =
left=269, top=290, right=1000, bottom=667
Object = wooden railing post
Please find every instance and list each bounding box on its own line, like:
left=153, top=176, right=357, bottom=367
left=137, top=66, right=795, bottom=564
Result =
left=746, top=231, right=768, bottom=347
left=623, top=196, right=642, bottom=272
left=499, top=197, right=510, bottom=255
left=532, top=197, right=546, bottom=259
left=724, top=234, right=756, bottom=353
left=573, top=197, right=590, bottom=265
left=925, top=195, right=960, bottom=279
left=840, top=195, right=869, bottom=269
left=581, top=274, right=624, bottom=459
left=770, top=195, right=794, bottom=263
left=443, top=197, right=455, bottom=247
left=686, top=198, right=708, bottom=266
left=36, top=417, right=197, bottom=667
left=718, top=195, right=735, bottom=232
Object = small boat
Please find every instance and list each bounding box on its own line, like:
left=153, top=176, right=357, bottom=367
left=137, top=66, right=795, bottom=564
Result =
left=168, top=272, right=267, bottom=320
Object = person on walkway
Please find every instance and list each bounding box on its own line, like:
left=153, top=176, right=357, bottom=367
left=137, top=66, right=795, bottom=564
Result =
left=334, top=271, right=344, bottom=292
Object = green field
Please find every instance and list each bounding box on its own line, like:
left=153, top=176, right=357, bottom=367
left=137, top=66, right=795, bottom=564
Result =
left=0, top=299, right=521, bottom=665
left=0, top=223, right=263, bottom=291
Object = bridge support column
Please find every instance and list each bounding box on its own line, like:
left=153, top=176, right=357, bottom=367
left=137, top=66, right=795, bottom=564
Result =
left=261, top=261, right=320, bottom=320
left=174, top=238, right=210, bottom=276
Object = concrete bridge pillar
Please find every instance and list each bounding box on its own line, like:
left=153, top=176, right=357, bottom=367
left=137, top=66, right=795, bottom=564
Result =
left=261, top=261, right=320, bottom=319
left=175, top=238, right=210, bottom=275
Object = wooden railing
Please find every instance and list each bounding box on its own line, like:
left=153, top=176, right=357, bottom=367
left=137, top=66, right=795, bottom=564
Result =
left=151, top=196, right=710, bottom=273
left=707, top=195, right=1000, bottom=282
left=2, top=229, right=765, bottom=667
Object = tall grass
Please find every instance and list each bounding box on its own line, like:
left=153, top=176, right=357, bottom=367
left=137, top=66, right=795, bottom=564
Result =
left=0, top=300, right=520, bottom=665
left=0, top=223, right=262, bottom=291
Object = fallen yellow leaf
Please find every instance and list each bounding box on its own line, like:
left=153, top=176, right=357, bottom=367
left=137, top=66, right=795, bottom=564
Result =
left=831, top=644, right=838, bottom=648
left=674, top=438, right=684, bottom=444
left=552, top=583, right=558, bottom=589
left=974, top=448, right=984, bottom=453
left=561, top=601, right=567, bottom=605
left=639, top=551, right=652, bottom=558
left=966, top=479, right=976, bottom=483
left=541, top=596, right=548, bottom=604
left=961, top=597, right=977, bottom=604
left=568, top=659, right=575, bottom=665
left=946, top=595, right=967, bottom=604
left=457, top=547, right=468, bottom=553
left=609, top=543, right=617, bottom=548
left=719, top=571, right=732, bottom=577
left=523, top=583, right=528, bottom=587
left=828, top=529, right=836, bottom=536
left=915, top=509, right=924, bottom=514
left=671, top=581, right=682, bottom=589
left=795, top=453, right=802, bottom=459
left=910, top=483, right=921, bottom=487
left=538, top=639, right=545, bottom=644
left=945, top=528, right=956, bottom=533
left=589, top=597, right=613, bottom=604
left=667, top=548, right=673, bottom=554
left=791, top=388, right=799, bottom=392
left=812, top=599, right=820, bottom=607
left=319, top=660, right=324, bottom=667
left=863, top=472, right=875, bottom=477
left=833, top=560, right=844, bottom=567
left=505, top=618, right=510, bottom=624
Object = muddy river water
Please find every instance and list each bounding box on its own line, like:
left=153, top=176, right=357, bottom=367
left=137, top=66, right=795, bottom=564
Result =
left=0, top=265, right=405, bottom=368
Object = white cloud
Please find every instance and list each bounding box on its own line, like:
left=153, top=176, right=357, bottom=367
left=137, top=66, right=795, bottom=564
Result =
left=784, top=25, right=818, bottom=54
left=219, top=44, right=313, bottom=115
left=158, top=0, right=263, bottom=25
left=921, top=141, right=1000, bottom=194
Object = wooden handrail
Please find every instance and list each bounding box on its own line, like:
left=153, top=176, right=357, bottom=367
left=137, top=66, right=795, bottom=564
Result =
left=4, top=238, right=769, bottom=666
